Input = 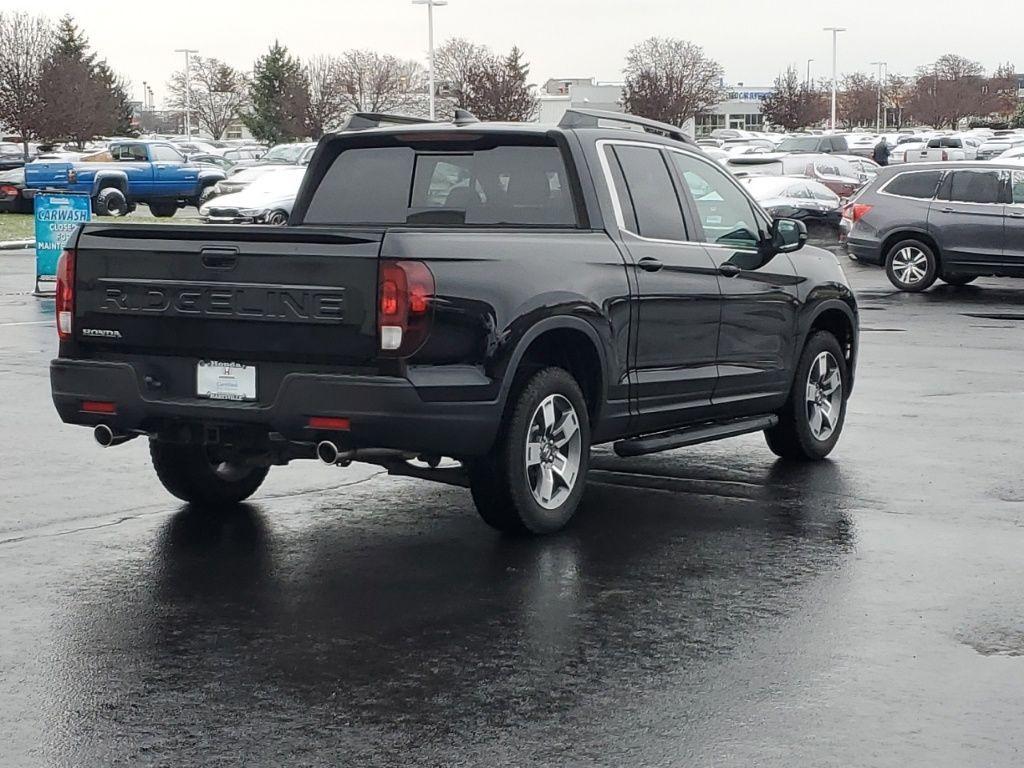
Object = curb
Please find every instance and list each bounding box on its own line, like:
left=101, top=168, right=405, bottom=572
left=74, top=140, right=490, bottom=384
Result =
left=0, top=239, right=34, bottom=250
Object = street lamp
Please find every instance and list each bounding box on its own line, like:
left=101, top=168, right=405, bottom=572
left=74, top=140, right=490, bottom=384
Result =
left=870, top=60, right=887, bottom=131
left=822, top=27, right=846, bottom=132
left=806, top=59, right=814, bottom=88
left=174, top=48, right=199, bottom=137
left=412, top=0, right=447, bottom=120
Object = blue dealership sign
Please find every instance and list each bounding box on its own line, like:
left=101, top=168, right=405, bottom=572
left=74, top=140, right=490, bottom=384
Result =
left=35, top=192, right=91, bottom=294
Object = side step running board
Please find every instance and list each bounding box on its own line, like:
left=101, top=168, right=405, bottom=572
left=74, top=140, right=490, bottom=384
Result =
left=613, top=414, right=778, bottom=458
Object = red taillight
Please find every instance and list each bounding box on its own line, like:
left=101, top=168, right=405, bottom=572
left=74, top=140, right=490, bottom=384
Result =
left=307, top=416, right=351, bottom=431
left=378, top=260, right=435, bottom=356
left=844, top=203, right=873, bottom=223
left=55, top=248, right=75, bottom=340
left=0, top=184, right=18, bottom=196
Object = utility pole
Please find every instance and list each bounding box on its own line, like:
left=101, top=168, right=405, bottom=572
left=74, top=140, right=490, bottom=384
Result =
left=870, top=61, right=887, bottom=131
left=174, top=48, right=199, bottom=137
left=412, top=0, right=448, bottom=120
left=806, top=59, right=814, bottom=88
left=823, top=27, right=846, bottom=132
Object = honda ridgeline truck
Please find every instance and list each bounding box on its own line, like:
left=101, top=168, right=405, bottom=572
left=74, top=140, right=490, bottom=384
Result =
left=50, top=110, right=859, bottom=535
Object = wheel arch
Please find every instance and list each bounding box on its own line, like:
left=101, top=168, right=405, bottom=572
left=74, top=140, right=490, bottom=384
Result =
left=497, top=316, right=608, bottom=427
left=880, top=228, right=942, bottom=268
left=801, top=300, right=858, bottom=394
left=91, top=172, right=129, bottom=196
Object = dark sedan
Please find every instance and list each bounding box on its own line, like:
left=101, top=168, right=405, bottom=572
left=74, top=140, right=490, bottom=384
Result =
left=740, top=175, right=842, bottom=237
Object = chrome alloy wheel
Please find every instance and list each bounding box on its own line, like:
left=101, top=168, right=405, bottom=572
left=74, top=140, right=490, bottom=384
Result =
left=891, top=246, right=929, bottom=285
left=525, top=394, right=582, bottom=509
left=806, top=351, right=842, bottom=441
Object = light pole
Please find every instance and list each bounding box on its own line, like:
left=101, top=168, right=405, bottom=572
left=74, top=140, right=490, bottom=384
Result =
left=412, top=0, right=448, bottom=120
left=822, top=27, right=846, bottom=132
left=870, top=60, right=887, bottom=131
left=806, top=59, right=814, bottom=88
left=174, top=48, right=199, bottom=137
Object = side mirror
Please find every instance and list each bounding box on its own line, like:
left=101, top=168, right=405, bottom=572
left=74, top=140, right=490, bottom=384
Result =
left=769, top=218, right=807, bottom=254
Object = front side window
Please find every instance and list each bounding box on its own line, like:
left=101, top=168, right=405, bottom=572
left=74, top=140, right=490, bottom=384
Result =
left=151, top=145, right=184, bottom=162
left=948, top=170, right=1003, bottom=204
left=883, top=171, right=942, bottom=199
left=670, top=152, right=761, bottom=248
left=608, top=145, right=686, bottom=241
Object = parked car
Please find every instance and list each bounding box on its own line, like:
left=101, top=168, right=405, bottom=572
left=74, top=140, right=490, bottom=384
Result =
left=844, top=161, right=1024, bottom=291
left=170, top=139, right=220, bottom=157
left=838, top=155, right=881, bottom=181
left=775, top=134, right=849, bottom=154
left=0, top=168, right=31, bottom=213
left=189, top=153, right=236, bottom=172
left=739, top=175, right=842, bottom=236
left=209, top=165, right=282, bottom=197
left=725, top=153, right=864, bottom=199
left=844, top=133, right=880, bottom=158
left=230, top=141, right=317, bottom=171
left=23, top=140, right=224, bottom=217
left=49, top=109, right=858, bottom=535
left=905, top=135, right=983, bottom=163
left=0, top=142, right=29, bottom=171
left=976, top=136, right=1024, bottom=161
left=199, top=166, right=306, bottom=224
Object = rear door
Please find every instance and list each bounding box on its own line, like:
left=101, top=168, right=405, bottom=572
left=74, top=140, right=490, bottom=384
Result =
left=667, top=150, right=799, bottom=410
left=598, top=140, right=722, bottom=431
left=929, top=168, right=1007, bottom=269
left=1004, top=170, right=1024, bottom=271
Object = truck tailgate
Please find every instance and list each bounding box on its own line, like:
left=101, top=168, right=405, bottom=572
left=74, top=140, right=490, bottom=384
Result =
left=72, top=224, right=381, bottom=365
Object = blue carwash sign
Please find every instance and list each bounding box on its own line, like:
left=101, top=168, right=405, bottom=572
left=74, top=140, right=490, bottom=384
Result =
left=35, top=192, right=90, bottom=292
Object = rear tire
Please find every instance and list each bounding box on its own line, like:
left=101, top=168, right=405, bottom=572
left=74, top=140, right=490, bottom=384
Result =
left=940, top=274, right=977, bottom=286
left=885, top=238, right=937, bottom=292
left=93, top=187, right=127, bottom=217
left=149, top=201, right=178, bottom=218
left=765, top=331, right=848, bottom=461
left=468, top=367, right=590, bottom=535
left=266, top=209, right=288, bottom=226
left=150, top=440, right=269, bottom=506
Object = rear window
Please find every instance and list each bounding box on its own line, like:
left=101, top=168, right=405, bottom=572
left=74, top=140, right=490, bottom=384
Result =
left=883, top=171, right=942, bottom=199
left=304, top=143, right=577, bottom=226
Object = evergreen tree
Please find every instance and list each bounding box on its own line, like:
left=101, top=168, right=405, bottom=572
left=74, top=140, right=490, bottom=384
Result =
left=244, top=41, right=310, bottom=144
left=463, top=46, right=537, bottom=121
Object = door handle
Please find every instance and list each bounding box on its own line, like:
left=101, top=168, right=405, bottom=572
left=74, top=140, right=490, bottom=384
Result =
left=637, top=257, right=663, bottom=273
left=940, top=207, right=955, bottom=213
left=718, top=263, right=742, bottom=277
left=1009, top=211, right=1024, bottom=218
left=201, top=247, right=239, bottom=270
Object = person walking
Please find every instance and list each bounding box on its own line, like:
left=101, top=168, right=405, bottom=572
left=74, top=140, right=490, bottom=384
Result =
left=873, top=137, right=891, bottom=166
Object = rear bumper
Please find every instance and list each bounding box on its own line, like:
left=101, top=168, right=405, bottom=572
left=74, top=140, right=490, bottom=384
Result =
left=51, top=358, right=501, bottom=458
left=846, top=236, right=883, bottom=265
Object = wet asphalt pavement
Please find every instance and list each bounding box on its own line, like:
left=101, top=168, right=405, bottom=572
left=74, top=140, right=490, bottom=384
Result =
left=2, top=244, right=1024, bottom=767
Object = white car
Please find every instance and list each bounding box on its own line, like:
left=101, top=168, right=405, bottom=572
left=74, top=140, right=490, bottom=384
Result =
left=199, top=166, right=307, bottom=224
left=210, top=165, right=283, bottom=197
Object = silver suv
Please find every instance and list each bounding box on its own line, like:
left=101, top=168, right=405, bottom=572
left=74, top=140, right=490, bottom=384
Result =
left=845, top=162, right=1024, bottom=291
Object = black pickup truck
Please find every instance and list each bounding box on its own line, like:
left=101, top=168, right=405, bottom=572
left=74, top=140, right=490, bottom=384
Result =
left=50, top=109, right=859, bottom=535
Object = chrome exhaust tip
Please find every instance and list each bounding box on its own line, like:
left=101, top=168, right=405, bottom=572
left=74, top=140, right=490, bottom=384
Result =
left=94, top=424, right=134, bottom=448
left=317, top=440, right=340, bottom=465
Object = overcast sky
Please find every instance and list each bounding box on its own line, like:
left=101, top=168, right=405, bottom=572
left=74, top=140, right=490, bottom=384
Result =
left=7, top=0, right=1021, bottom=106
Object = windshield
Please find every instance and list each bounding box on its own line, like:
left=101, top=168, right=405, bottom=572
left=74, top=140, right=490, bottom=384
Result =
left=776, top=136, right=821, bottom=152
left=262, top=144, right=309, bottom=163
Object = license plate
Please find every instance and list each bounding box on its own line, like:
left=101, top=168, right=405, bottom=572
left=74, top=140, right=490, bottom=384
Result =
left=196, top=360, right=257, bottom=401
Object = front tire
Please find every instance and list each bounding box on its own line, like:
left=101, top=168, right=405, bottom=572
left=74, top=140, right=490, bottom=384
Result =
left=150, top=440, right=269, bottom=506
left=885, top=239, right=937, bottom=292
left=765, top=331, right=848, bottom=461
left=149, top=201, right=178, bottom=218
left=468, top=367, right=590, bottom=535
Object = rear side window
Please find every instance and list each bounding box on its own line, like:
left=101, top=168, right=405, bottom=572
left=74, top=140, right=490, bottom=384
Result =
left=829, top=136, right=848, bottom=152
left=304, top=142, right=577, bottom=226
left=608, top=145, right=686, bottom=240
left=883, top=171, right=942, bottom=199
left=1012, top=171, right=1024, bottom=205
left=947, top=170, right=1003, bottom=204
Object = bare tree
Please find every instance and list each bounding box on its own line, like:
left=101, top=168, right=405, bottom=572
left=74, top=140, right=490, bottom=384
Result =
left=434, top=37, right=490, bottom=109
left=623, top=37, right=723, bottom=126
left=907, top=54, right=993, bottom=128
left=168, top=56, right=248, bottom=139
left=761, top=66, right=828, bottom=130
left=839, top=72, right=879, bottom=128
left=336, top=50, right=425, bottom=114
left=0, top=12, right=52, bottom=158
left=305, top=55, right=348, bottom=138
left=884, top=73, right=912, bottom=129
